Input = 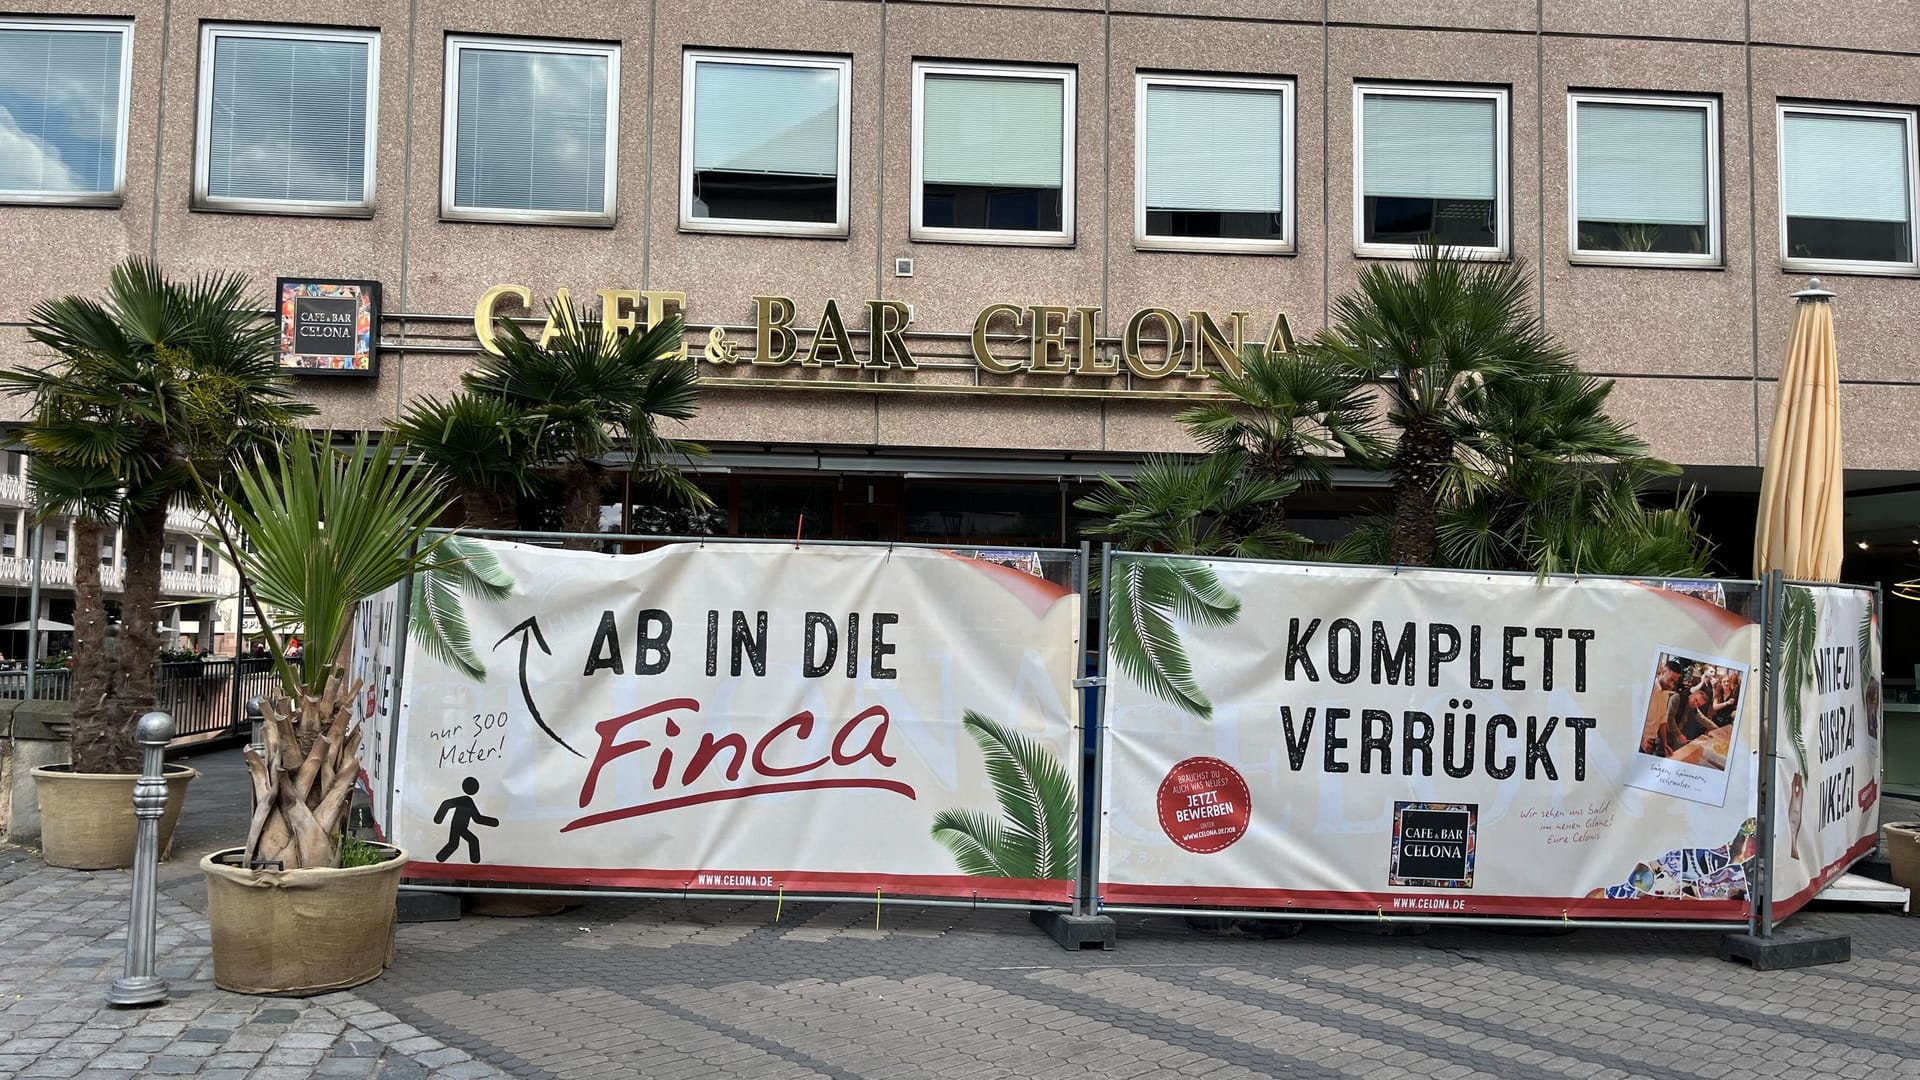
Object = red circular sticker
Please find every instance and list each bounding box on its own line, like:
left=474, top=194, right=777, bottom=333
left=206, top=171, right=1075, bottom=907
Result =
left=1156, top=757, right=1251, bottom=854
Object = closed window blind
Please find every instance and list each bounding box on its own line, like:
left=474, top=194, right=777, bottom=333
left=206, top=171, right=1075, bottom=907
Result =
left=207, top=34, right=370, bottom=205
left=692, top=61, right=839, bottom=177
left=1361, top=94, right=1497, bottom=201
left=0, top=25, right=124, bottom=194
left=454, top=46, right=610, bottom=213
left=1576, top=102, right=1708, bottom=226
left=922, top=73, right=1063, bottom=189
left=1144, top=83, right=1284, bottom=213
left=1783, top=112, right=1910, bottom=222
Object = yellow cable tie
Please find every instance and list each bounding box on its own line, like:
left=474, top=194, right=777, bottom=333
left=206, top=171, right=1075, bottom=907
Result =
left=774, top=885, right=784, bottom=923
left=1377, top=906, right=1386, bottom=923
left=875, top=888, right=883, bottom=931
left=1563, top=909, right=1571, bottom=926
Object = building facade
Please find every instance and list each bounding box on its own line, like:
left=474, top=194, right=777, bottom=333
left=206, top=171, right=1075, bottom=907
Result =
left=3, top=0, right=1920, bottom=557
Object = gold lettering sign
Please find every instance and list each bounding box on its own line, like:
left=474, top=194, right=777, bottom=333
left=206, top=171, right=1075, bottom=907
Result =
left=476, top=285, right=1293, bottom=384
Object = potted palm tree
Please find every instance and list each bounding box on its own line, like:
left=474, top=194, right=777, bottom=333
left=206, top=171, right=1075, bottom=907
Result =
left=3, top=258, right=312, bottom=869
left=195, top=432, right=455, bottom=995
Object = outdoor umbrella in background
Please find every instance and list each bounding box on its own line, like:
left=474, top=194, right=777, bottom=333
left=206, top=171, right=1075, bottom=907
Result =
left=1754, top=280, right=1844, bottom=581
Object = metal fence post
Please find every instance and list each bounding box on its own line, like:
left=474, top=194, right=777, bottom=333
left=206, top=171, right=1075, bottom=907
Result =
left=1754, top=570, right=1785, bottom=939
left=1077, top=544, right=1114, bottom=919
left=107, top=711, right=175, bottom=1007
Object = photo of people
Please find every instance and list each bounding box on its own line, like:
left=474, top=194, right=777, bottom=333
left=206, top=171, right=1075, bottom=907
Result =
left=1626, top=648, right=1750, bottom=807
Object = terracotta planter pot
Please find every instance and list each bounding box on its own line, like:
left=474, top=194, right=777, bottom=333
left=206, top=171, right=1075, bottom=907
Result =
left=31, top=763, right=197, bottom=870
left=200, top=845, right=406, bottom=996
left=1884, top=822, right=1920, bottom=897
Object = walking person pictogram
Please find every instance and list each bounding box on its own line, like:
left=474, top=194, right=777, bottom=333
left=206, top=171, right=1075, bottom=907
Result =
left=434, top=777, right=499, bottom=863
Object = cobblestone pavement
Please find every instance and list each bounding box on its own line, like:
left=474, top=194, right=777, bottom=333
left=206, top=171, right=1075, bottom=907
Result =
left=0, top=844, right=508, bottom=1080
left=3, top=749, right=1918, bottom=1079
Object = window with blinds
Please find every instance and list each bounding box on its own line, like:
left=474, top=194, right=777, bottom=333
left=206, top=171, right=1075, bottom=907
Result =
left=681, top=52, right=849, bottom=235
left=913, top=63, right=1074, bottom=241
left=442, top=37, right=619, bottom=225
left=1780, top=105, right=1916, bottom=268
left=1571, top=95, right=1718, bottom=263
left=0, top=18, right=131, bottom=204
left=1356, top=86, right=1507, bottom=255
left=195, top=26, right=378, bottom=213
left=1137, top=75, right=1292, bottom=251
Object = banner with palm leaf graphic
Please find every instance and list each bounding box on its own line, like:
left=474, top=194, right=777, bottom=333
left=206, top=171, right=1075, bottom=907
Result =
left=1105, top=554, right=1243, bottom=720
left=390, top=537, right=1084, bottom=902
left=1767, top=581, right=1883, bottom=915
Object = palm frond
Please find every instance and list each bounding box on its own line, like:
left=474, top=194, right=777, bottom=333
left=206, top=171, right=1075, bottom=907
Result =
left=1106, top=556, right=1240, bottom=719
left=930, top=809, right=1015, bottom=877
left=1778, top=585, right=1817, bottom=778
left=930, top=713, right=1077, bottom=881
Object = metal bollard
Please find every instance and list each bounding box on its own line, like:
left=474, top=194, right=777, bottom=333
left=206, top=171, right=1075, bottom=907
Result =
left=246, top=697, right=264, bottom=755
left=107, top=711, right=175, bottom=1007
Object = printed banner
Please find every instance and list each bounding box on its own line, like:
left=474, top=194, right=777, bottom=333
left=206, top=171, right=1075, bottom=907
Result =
left=350, top=583, right=403, bottom=835
left=1770, top=584, right=1883, bottom=915
left=392, top=539, right=1081, bottom=902
left=1099, top=557, right=1765, bottom=920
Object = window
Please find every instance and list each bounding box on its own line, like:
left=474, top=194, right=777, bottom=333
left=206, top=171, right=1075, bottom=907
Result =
left=1570, top=94, right=1719, bottom=266
left=0, top=18, right=133, bottom=205
left=53, top=528, right=67, bottom=563
left=183, top=546, right=197, bottom=574
left=99, top=535, right=113, bottom=567
left=4, top=452, right=20, bottom=477
left=681, top=50, right=850, bottom=237
left=442, top=35, right=620, bottom=225
left=1135, top=73, right=1293, bottom=253
left=204, top=549, right=218, bottom=576
left=2, top=522, right=15, bottom=557
left=1354, top=84, right=1508, bottom=257
left=1778, top=104, right=1917, bottom=272
left=193, top=25, right=379, bottom=216
left=162, top=544, right=174, bottom=572
left=912, top=61, right=1075, bottom=245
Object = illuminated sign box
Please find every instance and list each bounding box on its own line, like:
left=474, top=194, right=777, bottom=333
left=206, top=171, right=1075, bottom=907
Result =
left=277, top=277, right=381, bottom=376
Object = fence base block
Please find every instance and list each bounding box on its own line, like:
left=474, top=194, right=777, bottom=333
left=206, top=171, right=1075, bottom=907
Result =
left=396, top=890, right=463, bottom=924
left=1721, top=928, right=1850, bottom=970
left=1031, top=911, right=1116, bottom=951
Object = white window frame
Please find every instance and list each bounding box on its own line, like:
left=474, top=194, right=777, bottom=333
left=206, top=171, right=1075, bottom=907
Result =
left=1352, top=82, right=1510, bottom=259
left=1567, top=92, right=1720, bottom=269
left=1776, top=101, right=1920, bottom=277
left=192, top=23, right=381, bottom=218
left=440, top=34, right=622, bottom=227
left=910, top=60, right=1076, bottom=247
left=0, top=16, right=134, bottom=207
left=1134, top=72, right=1295, bottom=255
left=679, top=49, right=851, bottom=239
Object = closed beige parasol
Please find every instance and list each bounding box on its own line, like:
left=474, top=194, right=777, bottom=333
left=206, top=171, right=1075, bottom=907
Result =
left=1754, top=280, right=1844, bottom=581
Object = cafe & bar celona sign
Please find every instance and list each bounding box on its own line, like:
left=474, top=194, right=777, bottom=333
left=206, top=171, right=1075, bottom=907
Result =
left=474, top=286, right=1296, bottom=380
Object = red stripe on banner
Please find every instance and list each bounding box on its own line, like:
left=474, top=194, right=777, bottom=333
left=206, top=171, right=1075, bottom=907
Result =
left=560, top=779, right=920, bottom=832
left=1771, top=831, right=1881, bottom=919
left=1097, top=883, right=1751, bottom=922
left=400, top=862, right=1073, bottom=903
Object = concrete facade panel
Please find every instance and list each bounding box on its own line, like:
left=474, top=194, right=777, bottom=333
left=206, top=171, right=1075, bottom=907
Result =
left=1328, top=0, right=1536, bottom=33
left=1542, top=0, right=1744, bottom=42
left=1538, top=37, right=1753, bottom=378
left=1751, top=0, right=1920, bottom=56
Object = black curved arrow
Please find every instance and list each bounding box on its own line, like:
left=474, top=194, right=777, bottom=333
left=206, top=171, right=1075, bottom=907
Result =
left=494, top=616, right=581, bottom=758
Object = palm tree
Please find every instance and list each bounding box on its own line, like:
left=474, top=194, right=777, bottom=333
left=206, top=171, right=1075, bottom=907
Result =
left=2, top=258, right=313, bottom=773
left=1307, top=247, right=1570, bottom=566
left=388, top=394, right=532, bottom=530
left=467, top=302, right=710, bottom=547
left=931, top=712, right=1076, bottom=881
left=1176, top=345, right=1384, bottom=530
left=201, top=432, right=462, bottom=869
left=1436, top=369, right=1701, bottom=574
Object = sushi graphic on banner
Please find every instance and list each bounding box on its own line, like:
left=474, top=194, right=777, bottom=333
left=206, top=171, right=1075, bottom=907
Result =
left=1098, top=555, right=1767, bottom=920
left=388, top=539, right=1082, bottom=903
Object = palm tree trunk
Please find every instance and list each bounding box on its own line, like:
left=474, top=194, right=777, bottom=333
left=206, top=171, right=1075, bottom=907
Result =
left=65, top=516, right=132, bottom=774
left=462, top=486, right=518, bottom=531
left=1391, top=423, right=1452, bottom=567
left=558, top=463, right=604, bottom=550
left=112, top=501, right=169, bottom=726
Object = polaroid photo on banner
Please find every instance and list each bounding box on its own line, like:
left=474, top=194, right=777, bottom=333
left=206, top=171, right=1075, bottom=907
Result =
left=1625, top=645, right=1750, bottom=808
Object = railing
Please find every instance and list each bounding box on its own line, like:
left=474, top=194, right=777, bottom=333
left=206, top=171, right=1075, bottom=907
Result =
left=0, top=657, right=295, bottom=742
left=0, top=557, right=230, bottom=595
left=0, top=473, right=24, bottom=505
